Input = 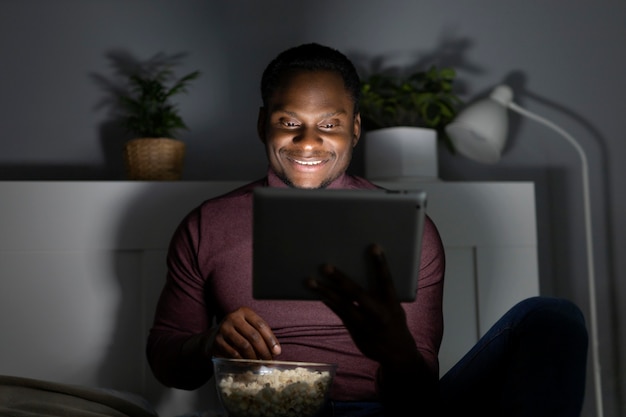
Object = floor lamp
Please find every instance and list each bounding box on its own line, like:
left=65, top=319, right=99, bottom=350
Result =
left=445, top=85, right=603, bottom=417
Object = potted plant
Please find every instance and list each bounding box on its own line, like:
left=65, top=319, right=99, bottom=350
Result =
left=118, top=65, right=200, bottom=180
left=359, top=66, right=463, bottom=180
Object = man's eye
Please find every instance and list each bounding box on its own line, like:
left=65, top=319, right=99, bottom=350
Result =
left=283, top=121, right=299, bottom=127
left=320, top=123, right=335, bottom=129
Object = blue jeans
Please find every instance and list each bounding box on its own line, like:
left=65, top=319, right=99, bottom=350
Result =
left=439, top=296, right=588, bottom=417
left=324, top=296, right=588, bottom=417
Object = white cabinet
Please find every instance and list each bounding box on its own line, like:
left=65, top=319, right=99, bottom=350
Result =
left=0, top=180, right=538, bottom=415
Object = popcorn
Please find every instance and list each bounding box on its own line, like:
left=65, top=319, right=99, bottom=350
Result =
left=216, top=366, right=332, bottom=417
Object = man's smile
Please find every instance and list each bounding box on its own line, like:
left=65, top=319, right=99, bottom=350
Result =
left=291, top=158, right=324, bottom=166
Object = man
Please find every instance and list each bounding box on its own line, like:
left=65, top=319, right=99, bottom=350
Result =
left=147, top=43, right=588, bottom=417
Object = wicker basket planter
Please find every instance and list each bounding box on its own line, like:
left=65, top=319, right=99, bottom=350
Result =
left=123, top=138, right=186, bottom=180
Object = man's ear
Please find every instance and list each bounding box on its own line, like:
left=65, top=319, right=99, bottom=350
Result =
left=257, top=107, right=267, bottom=143
left=352, top=112, right=362, bottom=147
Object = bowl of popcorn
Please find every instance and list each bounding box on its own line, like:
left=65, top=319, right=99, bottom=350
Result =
left=212, top=358, right=337, bottom=417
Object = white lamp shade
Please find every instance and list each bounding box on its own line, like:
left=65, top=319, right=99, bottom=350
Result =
left=445, top=85, right=513, bottom=164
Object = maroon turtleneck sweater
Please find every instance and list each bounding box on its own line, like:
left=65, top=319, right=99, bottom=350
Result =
left=146, top=169, right=445, bottom=401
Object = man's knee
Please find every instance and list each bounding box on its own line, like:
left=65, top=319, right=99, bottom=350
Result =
left=518, top=296, right=588, bottom=347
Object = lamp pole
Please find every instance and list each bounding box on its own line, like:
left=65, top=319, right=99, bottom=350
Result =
left=507, top=102, right=604, bottom=417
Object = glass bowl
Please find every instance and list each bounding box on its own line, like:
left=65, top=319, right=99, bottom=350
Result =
left=212, top=358, right=337, bottom=417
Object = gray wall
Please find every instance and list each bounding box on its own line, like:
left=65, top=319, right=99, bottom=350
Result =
left=1, top=1, right=624, bottom=416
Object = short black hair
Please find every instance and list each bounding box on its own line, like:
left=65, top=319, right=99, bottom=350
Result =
left=260, top=43, right=361, bottom=114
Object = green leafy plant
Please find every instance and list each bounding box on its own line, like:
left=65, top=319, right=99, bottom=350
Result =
left=360, top=66, right=463, bottom=152
left=117, top=67, right=200, bottom=139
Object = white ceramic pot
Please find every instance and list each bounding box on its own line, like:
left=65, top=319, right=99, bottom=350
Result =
left=364, top=126, right=438, bottom=181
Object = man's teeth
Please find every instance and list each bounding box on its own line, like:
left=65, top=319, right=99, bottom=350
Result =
left=294, top=159, right=322, bottom=166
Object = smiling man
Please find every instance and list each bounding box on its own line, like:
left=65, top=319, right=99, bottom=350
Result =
left=147, top=39, right=444, bottom=395
left=146, top=43, right=445, bottom=415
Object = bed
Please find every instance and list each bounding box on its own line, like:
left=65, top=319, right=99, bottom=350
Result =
left=0, top=375, right=158, bottom=417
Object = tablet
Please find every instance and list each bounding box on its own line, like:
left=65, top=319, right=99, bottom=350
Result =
left=252, top=187, right=427, bottom=302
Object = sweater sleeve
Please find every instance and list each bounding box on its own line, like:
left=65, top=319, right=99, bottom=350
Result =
left=146, top=207, right=215, bottom=390
left=406, top=213, right=446, bottom=377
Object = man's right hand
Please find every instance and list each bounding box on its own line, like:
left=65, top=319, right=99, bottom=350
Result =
left=208, top=306, right=281, bottom=360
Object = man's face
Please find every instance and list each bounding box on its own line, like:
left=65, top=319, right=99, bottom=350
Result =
left=258, top=70, right=361, bottom=189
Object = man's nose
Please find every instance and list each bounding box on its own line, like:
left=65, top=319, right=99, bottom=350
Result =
left=293, top=127, right=322, bottom=147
